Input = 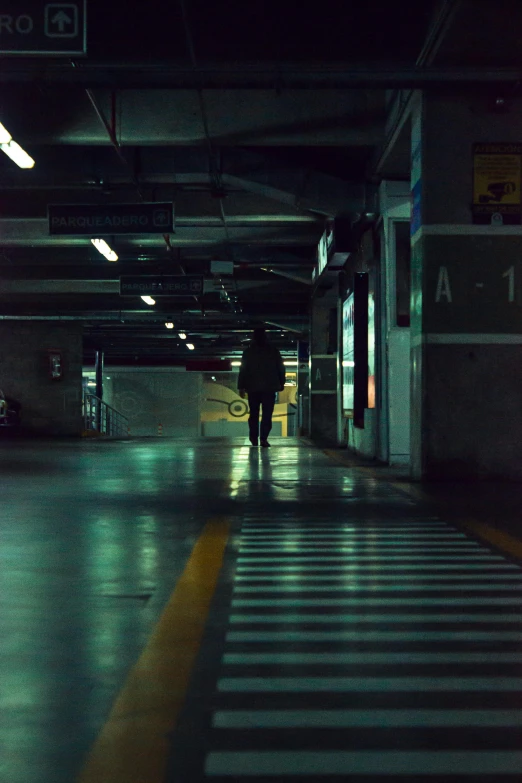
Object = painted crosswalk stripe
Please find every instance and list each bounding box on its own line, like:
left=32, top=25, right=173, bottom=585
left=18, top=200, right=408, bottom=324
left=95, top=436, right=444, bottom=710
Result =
left=237, top=555, right=507, bottom=563
left=239, top=536, right=478, bottom=542
left=240, top=532, right=469, bottom=538
left=234, top=568, right=520, bottom=579
left=240, top=526, right=452, bottom=532
left=239, top=547, right=484, bottom=555
left=229, top=612, right=522, bottom=624
left=218, top=676, right=522, bottom=692
left=205, top=750, right=522, bottom=775
left=231, top=596, right=522, bottom=607
left=222, top=651, right=522, bottom=665
left=212, top=708, right=522, bottom=729
left=226, top=630, right=522, bottom=642
left=233, top=582, right=522, bottom=592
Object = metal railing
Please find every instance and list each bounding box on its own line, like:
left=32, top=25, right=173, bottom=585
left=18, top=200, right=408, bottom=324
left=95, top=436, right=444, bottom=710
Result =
left=83, top=394, right=128, bottom=437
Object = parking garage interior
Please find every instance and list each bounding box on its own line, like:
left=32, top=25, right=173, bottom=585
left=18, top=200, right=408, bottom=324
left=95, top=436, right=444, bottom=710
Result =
left=2, top=2, right=522, bottom=782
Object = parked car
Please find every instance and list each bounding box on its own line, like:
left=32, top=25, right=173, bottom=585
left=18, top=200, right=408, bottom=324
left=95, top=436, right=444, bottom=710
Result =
left=0, top=390, right=21, bottom=429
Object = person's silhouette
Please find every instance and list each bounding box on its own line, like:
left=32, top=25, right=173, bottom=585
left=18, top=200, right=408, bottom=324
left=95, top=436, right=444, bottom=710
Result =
left=238, top=327, right=285, bottom=447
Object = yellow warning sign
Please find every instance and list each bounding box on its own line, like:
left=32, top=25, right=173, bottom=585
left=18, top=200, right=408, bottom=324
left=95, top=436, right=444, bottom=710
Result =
left=473, top=143, right=522, bottom=224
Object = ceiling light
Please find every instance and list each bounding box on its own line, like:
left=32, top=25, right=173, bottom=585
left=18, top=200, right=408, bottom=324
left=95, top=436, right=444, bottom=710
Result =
left=0, top=122, right=12, bottom=144
left=283, top=360, right=298, bottom=366
left=1, top=139, right=35, bottom=169
left=231, top=360, right=241, bottom=367
left=141, top=295, right=155, bottom=306
left=186, top=343, right=195, bottom=350
left=91, top=238, right=118, bottom=261
left=165, top=322, right=174, bottom=329
left=342, top=360, right=355, bottom=368
left=178, top=332, right=187, bottom=340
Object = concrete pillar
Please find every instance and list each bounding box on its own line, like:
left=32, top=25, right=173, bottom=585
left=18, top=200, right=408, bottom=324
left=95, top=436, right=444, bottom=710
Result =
left=310, top=292, right=339, bottom=446
left=0, top=322, right=83, bottom=436
left=410, top=91, right=522, bottom=479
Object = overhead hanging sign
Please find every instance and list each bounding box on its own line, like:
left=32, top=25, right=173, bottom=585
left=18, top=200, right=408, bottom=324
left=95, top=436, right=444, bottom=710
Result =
left=48, top=203, right=174, bottom=235
left=120, top=276, right=204, bottom=297
left=0, top=1, right=87, bottom=56
left=472, top=143, right=522, bottom=225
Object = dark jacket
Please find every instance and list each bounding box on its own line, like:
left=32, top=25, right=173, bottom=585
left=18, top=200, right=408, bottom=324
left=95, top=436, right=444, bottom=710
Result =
left=238, top=342, right=286, bottom=393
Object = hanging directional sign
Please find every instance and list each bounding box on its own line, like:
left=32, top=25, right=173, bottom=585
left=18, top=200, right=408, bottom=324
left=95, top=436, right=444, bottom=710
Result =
left=120, top=276, right=204, bottom=297
left=48, top=203, right=174, bottom=235
left=0, top=1, right=87, bottom=56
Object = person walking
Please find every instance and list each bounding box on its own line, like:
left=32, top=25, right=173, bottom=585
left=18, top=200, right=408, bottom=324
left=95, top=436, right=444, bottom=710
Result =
left=238, top=327, right=286, bottom=447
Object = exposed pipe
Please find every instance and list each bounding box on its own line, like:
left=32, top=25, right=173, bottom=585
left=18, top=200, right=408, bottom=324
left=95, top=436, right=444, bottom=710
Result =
left=261, top=267, right=313, bottom=285
left=85, top=88, right=145, bottom=200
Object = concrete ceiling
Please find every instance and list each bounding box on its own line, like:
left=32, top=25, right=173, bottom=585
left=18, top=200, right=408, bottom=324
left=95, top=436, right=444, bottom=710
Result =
left=4, top=0, right=515, bottom=363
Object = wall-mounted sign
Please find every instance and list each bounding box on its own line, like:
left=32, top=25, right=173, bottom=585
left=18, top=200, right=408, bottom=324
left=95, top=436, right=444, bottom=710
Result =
left=310, top=355, right=337, bottom=393
left=472, top=143, right=522, bottom=225
left=342, top=294, right=354, bottom=415
left=314, top=217, right=354, bottom=280
left=0, top=1, right=87, bottom=56
left=48, top=203, right=174, bottom=235
left=120, top=276, right=204, bottom=297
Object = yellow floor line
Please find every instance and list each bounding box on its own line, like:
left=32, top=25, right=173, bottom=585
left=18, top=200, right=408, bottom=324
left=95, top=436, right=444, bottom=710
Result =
left=77, top=517, right=230, bottom=783
left=323, top=451, right=522, bottom=565
left=391, top=480, right=522, bottom=563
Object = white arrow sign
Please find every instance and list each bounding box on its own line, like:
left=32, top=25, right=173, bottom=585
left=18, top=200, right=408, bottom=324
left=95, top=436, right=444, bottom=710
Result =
left=51, top=10, right=71, bottom=32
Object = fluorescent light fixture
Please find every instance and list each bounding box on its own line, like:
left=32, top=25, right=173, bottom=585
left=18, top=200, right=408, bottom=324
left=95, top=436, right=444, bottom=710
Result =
left=283, top=360, right=298, bottom=366
left=178, top=332, right=187, bottom=340
left=342, top=360, right=355, bottom=368
left=231, top=360, right=241, bottom=367
left=165, top=322, right=174, bottom=329
left=186, top=343, right=195, bottom=350
left=1, top=139, right=35, bottom=169
left=0, top=122, right=12, bottom=144
left=91, top=238, right=118, bottom=261
left=141, top=295, right=155, bottom=306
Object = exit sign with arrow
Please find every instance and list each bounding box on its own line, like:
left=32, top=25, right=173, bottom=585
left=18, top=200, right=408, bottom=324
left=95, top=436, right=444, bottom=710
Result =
left=0, top=1, right=86, bottom=56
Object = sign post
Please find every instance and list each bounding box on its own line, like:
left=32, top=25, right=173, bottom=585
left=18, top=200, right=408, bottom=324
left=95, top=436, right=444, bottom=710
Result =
left=0, top=1, right=87, bottom=56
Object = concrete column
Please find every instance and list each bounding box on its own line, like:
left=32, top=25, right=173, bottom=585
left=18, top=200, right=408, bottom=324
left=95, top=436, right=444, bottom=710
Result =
left=410, top=91, right=522, bottom=479
left=310, top=292, right=339, bottom=446
left=0, top=322, right=83, bottom=436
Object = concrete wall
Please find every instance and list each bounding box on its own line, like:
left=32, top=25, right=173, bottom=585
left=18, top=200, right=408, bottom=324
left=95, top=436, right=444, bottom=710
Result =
left=0, top=322, right=83, bottom=435
left=108, top=369, right=201, bottom=437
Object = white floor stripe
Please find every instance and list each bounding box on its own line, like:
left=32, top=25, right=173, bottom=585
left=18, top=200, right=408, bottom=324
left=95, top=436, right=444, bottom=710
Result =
left=205, top=750, right=522, bottom=775
left=218, top=676, right=522, bottom=692
left=212, top=708, right=522, bottom=729
left=239, top=535, right=470, bottom=541
left=226, top=630, right=522, bottom=642
left=238, top=553, right=494, bottom=560
left=231, top=597, right=522, bottom=607
left=239, top=547, right=484, bottom=555
left=236, top=565, right=506, bottom=574
left=235, top=566, right=519, bottom=577
left=241, top=526, right=452, bottom=533
left=233, top=582, right=522, bottom=592
left=222, top=651, right=522, bottom=665
left=229, top=612, right=522, bottom=624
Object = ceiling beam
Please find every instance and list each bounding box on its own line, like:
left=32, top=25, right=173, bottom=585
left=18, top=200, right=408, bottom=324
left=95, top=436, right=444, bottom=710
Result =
left=2, top=64, right=521, bottom=88
left=0, top=218, right=320, bottom=246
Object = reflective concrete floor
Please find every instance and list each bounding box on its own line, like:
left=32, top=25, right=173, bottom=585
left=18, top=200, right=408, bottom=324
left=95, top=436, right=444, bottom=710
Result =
left=1, top=437, right=522, bottom=782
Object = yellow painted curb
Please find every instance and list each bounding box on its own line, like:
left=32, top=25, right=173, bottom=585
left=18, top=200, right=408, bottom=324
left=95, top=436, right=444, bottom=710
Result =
left=77, top=517, right=230, bottom=783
